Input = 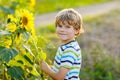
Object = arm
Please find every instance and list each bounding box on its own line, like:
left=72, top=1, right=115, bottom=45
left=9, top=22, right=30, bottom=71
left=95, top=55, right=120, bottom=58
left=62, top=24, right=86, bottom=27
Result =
left=40, top=60, right=69, bottom=80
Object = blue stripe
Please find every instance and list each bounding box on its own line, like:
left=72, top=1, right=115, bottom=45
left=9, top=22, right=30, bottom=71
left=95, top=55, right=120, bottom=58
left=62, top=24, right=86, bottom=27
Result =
left=60, top=46, right=64, bottom=51
left=55, top=59, right=60, bottom=65
left=61, top=55, right=75, bottom=61
left=61, top=60, right=73, bottom=64
left=65, top=46, right=80, bottom=51
left=61, top=46, right=80, bottom=52
left=68, top=76, right=78, bottom=79
left=56, top=55, right=61, bottom=61
left=69, top=71, right=79, bottom=75
left=74, top=62, right=81, bottom=65
left=77, top=58, right=81, bottom=60
left=53, top=68, right=57, bottom=72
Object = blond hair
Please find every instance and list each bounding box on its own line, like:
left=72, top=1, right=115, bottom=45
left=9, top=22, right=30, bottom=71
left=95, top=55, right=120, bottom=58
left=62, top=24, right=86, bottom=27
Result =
left=55, top=8, right=84, bottom=36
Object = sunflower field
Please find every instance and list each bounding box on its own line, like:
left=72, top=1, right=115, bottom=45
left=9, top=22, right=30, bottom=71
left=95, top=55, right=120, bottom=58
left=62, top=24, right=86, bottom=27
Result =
left=0, top=0, right=48, bottom=80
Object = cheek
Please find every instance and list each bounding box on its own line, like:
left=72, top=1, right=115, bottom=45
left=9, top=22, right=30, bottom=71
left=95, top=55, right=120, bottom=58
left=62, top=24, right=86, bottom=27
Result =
left=70, top=29, right=76, bottom=34
left=56, top=27, right=60, bottom=31
left=72, top=29, right=78, bottom=34
left=56, top=28, right=59, bottom=34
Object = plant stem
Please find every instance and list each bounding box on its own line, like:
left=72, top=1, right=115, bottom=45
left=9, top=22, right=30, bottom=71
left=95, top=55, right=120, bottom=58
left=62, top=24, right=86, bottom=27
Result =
left=31, top=36, right=42, bottom=60
left=10, top=32, right=16, bottom=48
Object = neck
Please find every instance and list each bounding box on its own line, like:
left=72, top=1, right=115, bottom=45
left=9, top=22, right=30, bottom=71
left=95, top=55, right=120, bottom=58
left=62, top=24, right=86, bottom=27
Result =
left=61, top=39, right=75, bottom=45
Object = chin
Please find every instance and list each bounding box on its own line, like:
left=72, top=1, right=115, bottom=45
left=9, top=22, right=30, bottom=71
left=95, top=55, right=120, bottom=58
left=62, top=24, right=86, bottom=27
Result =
left=60, top=38, right=67, bottom=41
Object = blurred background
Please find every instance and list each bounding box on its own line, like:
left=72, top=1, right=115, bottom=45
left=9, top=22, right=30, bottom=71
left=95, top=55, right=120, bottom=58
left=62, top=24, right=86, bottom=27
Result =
left=0, top=0, right=120, bottom=80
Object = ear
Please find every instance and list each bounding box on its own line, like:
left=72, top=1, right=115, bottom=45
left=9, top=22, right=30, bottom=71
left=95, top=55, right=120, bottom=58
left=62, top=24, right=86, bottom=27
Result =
left=74, top=29, right=79, bottom=35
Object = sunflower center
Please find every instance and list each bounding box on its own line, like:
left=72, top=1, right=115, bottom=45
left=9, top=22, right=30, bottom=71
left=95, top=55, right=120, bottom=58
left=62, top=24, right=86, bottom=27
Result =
left=22, top=16, right=28, bottom=25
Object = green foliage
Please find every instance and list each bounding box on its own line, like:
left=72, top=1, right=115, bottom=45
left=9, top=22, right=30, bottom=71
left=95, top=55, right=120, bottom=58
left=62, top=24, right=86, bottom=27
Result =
left=0, top=46, right=18, bottom=63
left=35, top=0, right=113, bottom=14
left=0, top=31, right=12, bottom=35
left=78, top=9, right=120, bottom=80
left=36, top=24, right=56, bottom=35
left=80, top=44, right=120, bottom=80
left=7, top=66, right=24, bottom=79
left=0, top=0, right=36, bottom=25
left=0, top=9, right=48, bottom=79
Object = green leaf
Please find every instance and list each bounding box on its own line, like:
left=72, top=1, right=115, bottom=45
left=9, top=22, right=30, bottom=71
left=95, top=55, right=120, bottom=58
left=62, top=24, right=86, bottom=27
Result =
left=23, top=44, right=35, bottom=57
left=16, top=28, right=24, bottom=33
left=7, top=66, right=24, bottom=79
left=7, top=52, right=34, bottom=70
left=23, top=31, right=30, bottom=40
left=7, top=54, right=25, bottom=70
left=30, top=67, right=40, bottom=76
left=0, top=31, right=11, bottom=36
left=8, top=52, right=38, bottom=77
left=0, top=46, right=18, bottom=63
left=0, top=6, right=14, bottom=14
left=24, top=55, right=33, bottom=65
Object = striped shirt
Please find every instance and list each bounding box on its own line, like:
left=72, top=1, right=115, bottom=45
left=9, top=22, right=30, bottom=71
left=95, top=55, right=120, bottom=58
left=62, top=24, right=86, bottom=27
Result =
left=53, top=40, right=81, bottom=80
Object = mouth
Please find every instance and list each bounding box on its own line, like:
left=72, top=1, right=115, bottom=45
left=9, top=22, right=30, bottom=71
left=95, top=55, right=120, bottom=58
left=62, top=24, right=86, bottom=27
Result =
left=59, top=33, right=67, bottom=35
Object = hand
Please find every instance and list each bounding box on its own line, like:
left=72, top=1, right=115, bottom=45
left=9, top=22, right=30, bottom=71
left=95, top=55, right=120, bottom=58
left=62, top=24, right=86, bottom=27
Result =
left=40, top=61, right=69, bottom=80
left=50, top=65, right=54, bottom=69
left=40, top=60, right=51, bottom=74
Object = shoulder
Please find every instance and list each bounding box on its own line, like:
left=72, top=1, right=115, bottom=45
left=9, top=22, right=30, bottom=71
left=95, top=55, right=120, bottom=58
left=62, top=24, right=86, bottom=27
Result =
left=60, top=40, right=81, bottom=58
left=60, top=40, right=80, bottom=52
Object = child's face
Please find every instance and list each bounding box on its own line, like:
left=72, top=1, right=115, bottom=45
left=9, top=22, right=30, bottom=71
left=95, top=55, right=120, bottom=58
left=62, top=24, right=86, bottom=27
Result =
left=56, top=21, right=78, bottom=44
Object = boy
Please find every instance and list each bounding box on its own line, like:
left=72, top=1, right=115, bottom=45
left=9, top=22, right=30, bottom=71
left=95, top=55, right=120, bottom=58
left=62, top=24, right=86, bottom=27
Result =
left=40, top=8, right=84, bottom=80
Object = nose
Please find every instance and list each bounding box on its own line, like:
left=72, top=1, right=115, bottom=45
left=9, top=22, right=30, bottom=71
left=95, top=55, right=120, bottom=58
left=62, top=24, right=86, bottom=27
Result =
left=60, top=27, right=64, bottom=31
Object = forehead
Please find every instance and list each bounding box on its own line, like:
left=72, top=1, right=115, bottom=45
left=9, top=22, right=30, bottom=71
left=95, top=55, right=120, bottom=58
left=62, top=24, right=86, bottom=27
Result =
left=56, top=12, right=76, bottom=25
left=57, top=20, right=72, bottom=26
left=57, top=18, right=75, bottom=26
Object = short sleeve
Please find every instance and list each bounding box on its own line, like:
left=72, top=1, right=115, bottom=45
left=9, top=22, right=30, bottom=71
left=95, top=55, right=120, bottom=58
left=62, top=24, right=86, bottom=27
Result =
left=60, top=50, right=76, bottom=69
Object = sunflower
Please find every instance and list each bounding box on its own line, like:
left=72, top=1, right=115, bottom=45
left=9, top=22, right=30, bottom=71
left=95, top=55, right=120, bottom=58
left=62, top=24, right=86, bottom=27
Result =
left=29, top=0, right=36, bottom=7
left=7, top=14, right=17, bottom=23
left=15, top=33, right=22, bottom=45
left=16, top=9, right=34, bottom=31
left=31, top=27, right=36, bottom=37
left=4, top=39, right=12, bottom=48
left=6, top=23, right=16, bottom=32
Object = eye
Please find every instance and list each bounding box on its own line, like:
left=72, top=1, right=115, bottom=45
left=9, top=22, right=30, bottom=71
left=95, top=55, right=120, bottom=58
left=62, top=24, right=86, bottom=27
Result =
left=58, top=25, right=62, bottom=28
left=66, top=26, right=71, bottom=28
